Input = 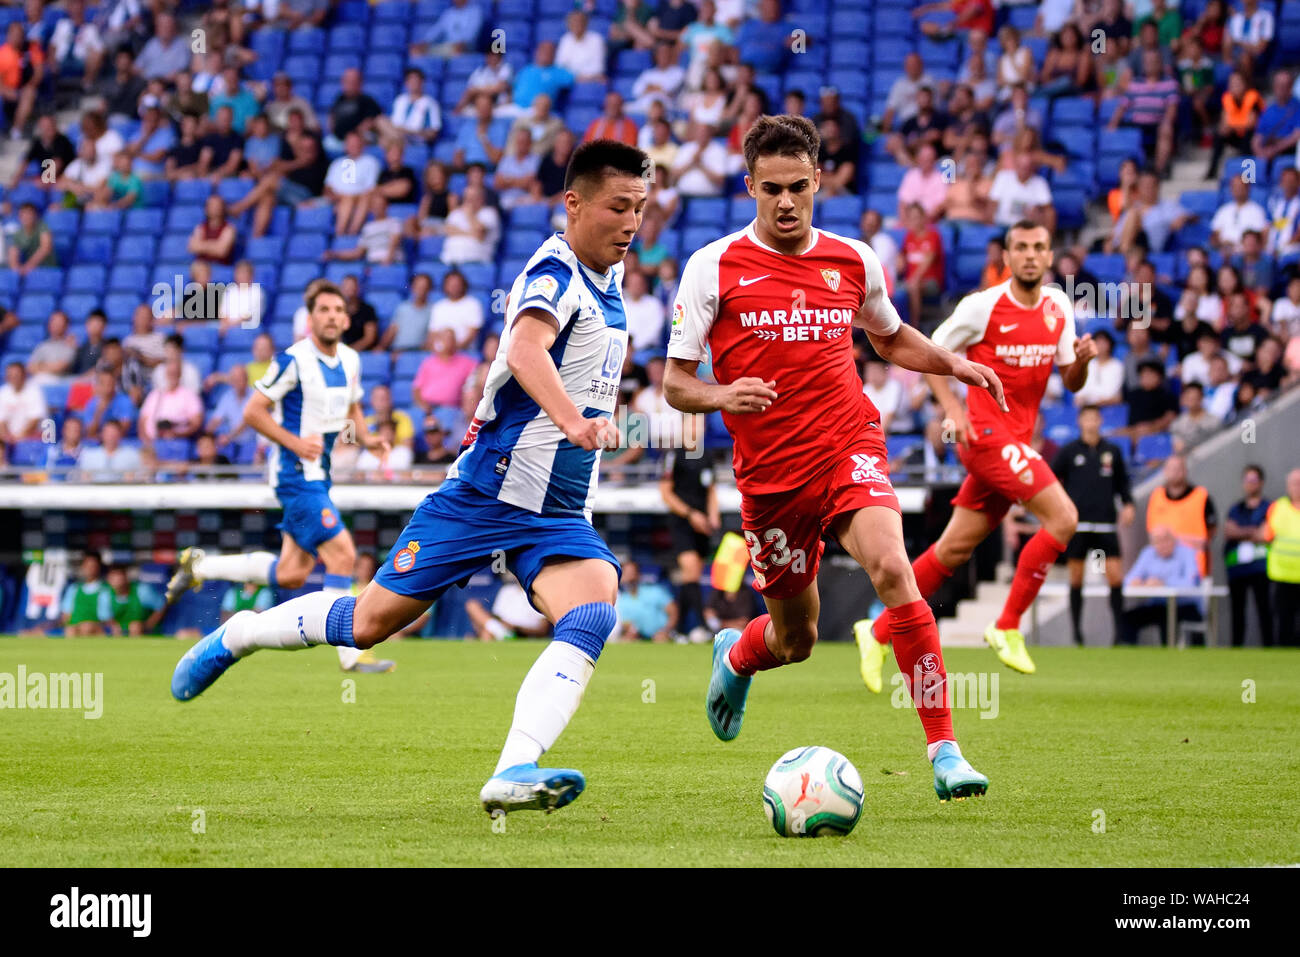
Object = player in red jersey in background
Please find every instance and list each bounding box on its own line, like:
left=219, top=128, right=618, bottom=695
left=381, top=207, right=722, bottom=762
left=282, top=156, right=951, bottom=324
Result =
left=857, top=220, right=1097, bottom=685
left=664, top=115, right=1007, bottom=801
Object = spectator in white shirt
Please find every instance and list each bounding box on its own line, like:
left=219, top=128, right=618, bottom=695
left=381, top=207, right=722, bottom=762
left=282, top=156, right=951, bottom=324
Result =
left=0, top=361, right=48, bottom=446
left=58, top=137, right=111, bottom=205
left=989, top=150, right=1055, bottom=230
left=1204, top=354, right=1239, bottom=420
left=630, top=41, right=686, bottom=116
left=493, top=127, right=541, bottom=208
left=220, top=260, right=265, bottom=333
left=882, top=52, right=935, bottom=131
left=670, top=122, right=728, bottom=197
left=49, top=0, right=105, bottom=90
left=1210, top=176, right=1269, bottom=255
left=1073, top=329, right=1125, bottom=406
left=325, top=130, right=382, bottom=236
left=321, top=194, right=404, bottom=265
left=860, top=208, right=900, bottom=291
left=1273, top=275, right=1300, bottom=337
left=429, top=269, right=485, bottom=351
left=862, top=359, right=907, bottom=433
left=624, top=269, right=666, bottom=351
left=458, top=51, right=514, bottom=116
left=379, top=68, right=443, bottom=143
left=356, top=419, right=413, bottom=474
left=441, top=184, right=501, bottom=264
left=556, top=10, right=607, bottom=82
left=1181, top=329, right=1242, bottom=388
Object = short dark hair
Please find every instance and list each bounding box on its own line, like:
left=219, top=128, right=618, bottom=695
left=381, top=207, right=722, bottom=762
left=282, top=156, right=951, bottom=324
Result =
left=165, top=332, right=184, bottom=349
left=1244, top=463, right=1265, bottom=481
left=1092, top=328, right=1114, bottom=347
left=305, top=279, right=344, bottom=311
left=742, top=113, right=819, bottom=174
left=1003, top=220, right=1045, bottom=247
left=1182, top=380, right=1204, bottom=395
left=564, top=138, right=651, bottom=193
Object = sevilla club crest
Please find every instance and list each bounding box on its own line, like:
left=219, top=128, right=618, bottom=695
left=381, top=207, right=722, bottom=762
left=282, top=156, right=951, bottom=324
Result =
left=821, top=268, right=841, bottom=292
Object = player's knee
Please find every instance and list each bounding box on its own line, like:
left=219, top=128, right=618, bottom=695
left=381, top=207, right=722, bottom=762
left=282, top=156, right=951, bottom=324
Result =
left=555, top=601, right=618, bottom=662
left=277, top=568, right=309, bottom=589
left=866, top=550, right=912, bottom=595
left=1049, top=503, right=1079, bottom=542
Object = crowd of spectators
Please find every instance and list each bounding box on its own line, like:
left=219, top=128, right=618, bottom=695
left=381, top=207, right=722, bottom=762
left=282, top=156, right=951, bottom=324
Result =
left=0, top=0, right=1298, bottom=482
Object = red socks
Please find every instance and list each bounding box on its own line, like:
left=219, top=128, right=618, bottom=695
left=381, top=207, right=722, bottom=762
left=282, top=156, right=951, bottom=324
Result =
left=996, top=529, right=1067, bottom=630
left=873, top=545, right=954, bottom=644
left=727, top=614, right=781, bottom=676
left=889, top=599, right=954, bottom=746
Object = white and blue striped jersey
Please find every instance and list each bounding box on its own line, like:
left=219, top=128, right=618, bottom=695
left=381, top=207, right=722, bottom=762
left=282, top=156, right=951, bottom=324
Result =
left=450, top=233, right=628, bottom=519
left=255, top=338, right=363, bottom=491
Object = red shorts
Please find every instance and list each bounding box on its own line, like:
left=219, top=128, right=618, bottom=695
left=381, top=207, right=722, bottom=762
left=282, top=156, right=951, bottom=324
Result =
left=952, top=433, right=1058, bottom=527
left=739, top=426, right=901, bottom=600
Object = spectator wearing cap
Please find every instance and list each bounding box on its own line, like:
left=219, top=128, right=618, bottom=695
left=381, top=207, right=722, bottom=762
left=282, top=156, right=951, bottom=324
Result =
left=380, top=68, right=443, bottom=143
left=417, top=416, right=457, bottom=465
left=126, top=96, right=176, bottom=177
left=410, top=0, right=484, bottom=59
left=265, top=72, right=319, bottom=132
left=1211, top=177, right=1268, bottom=256
left=414, top=329, right=477, bottom=414
left=136, top=12, right=190, bottom=83
left=556, top=10, right=607, bottom=83
left=7, top=201, right=56, bottom=274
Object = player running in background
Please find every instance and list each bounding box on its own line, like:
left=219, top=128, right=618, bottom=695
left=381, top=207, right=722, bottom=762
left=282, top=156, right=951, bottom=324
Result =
left=857, top=221, right=1097, bottom=683
left=664, top=115, right=1005, bottom=801
left=172, top=140, right=648, bottom=817
left=164, top=280, right=396, bottom=673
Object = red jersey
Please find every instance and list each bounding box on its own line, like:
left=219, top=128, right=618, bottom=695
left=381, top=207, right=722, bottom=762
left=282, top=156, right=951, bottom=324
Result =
left=931, top=279, right=1077, bottom=444
left=668, top=223, right=902, bottom=494
left=903, top=227, right=945, bottom=285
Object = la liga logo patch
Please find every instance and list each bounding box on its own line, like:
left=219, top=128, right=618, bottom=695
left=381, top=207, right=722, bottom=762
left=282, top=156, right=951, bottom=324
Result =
left=393, top=540, right=420, bottom=573
left=525, top=274, right=559, bottom=301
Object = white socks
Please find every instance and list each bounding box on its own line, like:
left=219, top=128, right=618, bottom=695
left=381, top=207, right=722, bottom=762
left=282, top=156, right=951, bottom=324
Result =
left=195, top=551, right=276, bottom=585
left=222, top=591, right=340, bottom=658
left=493, top=641, right=595, bottom=774
left=928, top=739, right=960, bottom=763
left=324, top=581, right=363, bottom=669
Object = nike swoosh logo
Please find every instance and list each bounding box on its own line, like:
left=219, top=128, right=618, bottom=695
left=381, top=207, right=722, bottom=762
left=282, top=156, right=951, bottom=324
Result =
left=999, top=324, right=1019, bottom=333
left=738, top=275, right=771, bottom=286
left=868, top=489, right=893, bottom=497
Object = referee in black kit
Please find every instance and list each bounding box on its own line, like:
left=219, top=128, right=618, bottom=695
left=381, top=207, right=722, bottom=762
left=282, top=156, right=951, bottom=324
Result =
left=659, top=413, right=719, bottom=643
left=1052, top=405, right=1136, bottom=645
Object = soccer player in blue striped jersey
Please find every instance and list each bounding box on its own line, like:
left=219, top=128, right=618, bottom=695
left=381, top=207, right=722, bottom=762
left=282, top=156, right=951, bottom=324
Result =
left=172, top=140, right=650, bottom=816
left=165, top=280, right=396, bottom=673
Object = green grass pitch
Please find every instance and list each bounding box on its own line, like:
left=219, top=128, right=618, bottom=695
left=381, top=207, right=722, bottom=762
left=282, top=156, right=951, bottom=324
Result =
left=2, top=637, right=1298, bottom=867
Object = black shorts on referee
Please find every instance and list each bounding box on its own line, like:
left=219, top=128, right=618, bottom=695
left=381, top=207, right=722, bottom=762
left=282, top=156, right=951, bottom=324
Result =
left=1066, top=530, right=1121, bottom=561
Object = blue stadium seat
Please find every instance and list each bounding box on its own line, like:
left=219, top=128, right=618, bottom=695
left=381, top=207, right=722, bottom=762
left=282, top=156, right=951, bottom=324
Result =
left=65, top=265, right=105, bottom=294
left=173, top=180, right=213, bottom=205
left=103, top=294, right=137, bottom=323
left=246, top=235, right=286, bottom=263
left=684, top=197, right=727, bottom=227
left=371, top=22, right=409, bottom=51
left=9, top=440, right=46, bottom=467
left=123, top=208, right=164, bottom=234
left=44, top=207, right=80, bottom=235
left=328, top=23, right=365, bottom=53
left=287, top=233, right=328, bottom=262
left=293, top=205, right=333, bottom=233
left=1136, top=432, right=1173, bottom=464
left=165, top=206, right=205, bottom=233
left=369, top=264, right=409, bottom=291
left=21, top=270, right=63, bottom=295
left=82, top=210, right=123, bottom=235
left=390, top=380, right=414, bottom=407
left=115, top=234, right=157, bottom=265
left=153, top=438, right=194, bottom=463
left=41, top=381, right=70, bottom=411
left=75, top=235, right=114, bottom=265
left=360, top=352, right=391, bottom=385
left=280, top=262, right=320, bottom=291
left=221, top=327, right=261, bottom=354
left=183, top=325, right=220, bottom=355
left=1052, top=96, right=1096, bottom=125
left=1099, top=404, right=1128, bottom=433
left=10, top=324, right=45, bottom=349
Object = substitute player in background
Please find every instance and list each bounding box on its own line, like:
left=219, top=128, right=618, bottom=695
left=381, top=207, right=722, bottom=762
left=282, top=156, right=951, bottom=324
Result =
left=165, top=280, right=395, bottom=673
left=665, top=115, right=1006, bottom=801
left=857, top=221, right=1096, bottom=682
left=172, top=140, right=648, bottom=817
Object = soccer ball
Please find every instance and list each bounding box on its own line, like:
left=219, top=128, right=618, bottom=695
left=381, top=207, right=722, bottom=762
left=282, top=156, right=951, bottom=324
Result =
left=762, top=746, right=864, bottom=838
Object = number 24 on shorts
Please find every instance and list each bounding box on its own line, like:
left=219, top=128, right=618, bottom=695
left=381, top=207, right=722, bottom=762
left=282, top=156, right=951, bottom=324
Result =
left=1002, top=442, right=1041, bottom=475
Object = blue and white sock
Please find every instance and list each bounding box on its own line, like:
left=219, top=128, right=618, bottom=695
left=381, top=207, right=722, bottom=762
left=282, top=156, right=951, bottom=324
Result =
left=323, top=574, right=365, bottom=669
left=493, top=602, right=616, bottom=774
left=222, top=590, right=357, bottom=659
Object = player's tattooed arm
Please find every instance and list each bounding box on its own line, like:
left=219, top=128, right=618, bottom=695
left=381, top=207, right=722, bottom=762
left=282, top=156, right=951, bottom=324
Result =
left=663, top=358, right=777, bottom=415
left=509, top=308, right=618, bottom=450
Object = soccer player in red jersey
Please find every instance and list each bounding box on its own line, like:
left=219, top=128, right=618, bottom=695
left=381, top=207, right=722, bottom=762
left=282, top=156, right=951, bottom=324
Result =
left=663, top=115, right=1006, bottom=801
left=856, top=220, right=1098, bottom=684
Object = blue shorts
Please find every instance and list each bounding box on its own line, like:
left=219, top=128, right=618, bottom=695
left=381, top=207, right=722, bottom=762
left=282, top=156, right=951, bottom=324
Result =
left=277, top=484, right=344, bottom=555
left=374, top=478, right=621, bottom=606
